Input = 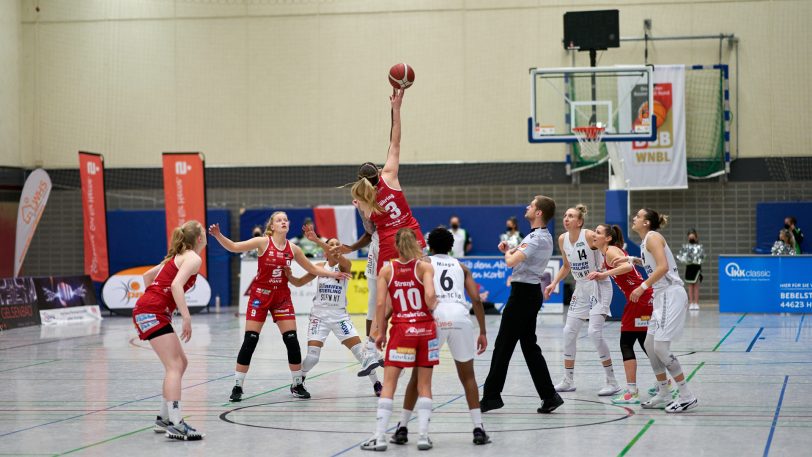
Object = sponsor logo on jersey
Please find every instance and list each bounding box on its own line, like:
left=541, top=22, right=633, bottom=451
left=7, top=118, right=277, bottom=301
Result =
left=428, top=350, right=439, bottom=361
left=396, top=347, right=416, bottom=354
left=634, top=317, right=650, bottom=327
left=389, top=349, right=416, bottom=363
left=135, top=313, right=159, bottom=332
left=436, top=320, right=453, bottom=329
left=428, top=338, right=439, bottom=350
left=339, top=320, right=352, bottom=335
left=405, top=326, right=431, bottom=336
left=519, top=243, right=528, bottom=249
left=251, top=299, right=261, bottom=308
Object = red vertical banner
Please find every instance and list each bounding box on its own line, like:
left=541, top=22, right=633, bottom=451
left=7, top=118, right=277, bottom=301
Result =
left=161, top=153, right=207, bottom=276
left=78, top=152, right=110, bottom=282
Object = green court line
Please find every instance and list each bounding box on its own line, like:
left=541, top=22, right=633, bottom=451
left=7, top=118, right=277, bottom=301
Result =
left=686, top=361, right=705, bottom=382
left=0, top=360, right=58, bottom=373
left=712, top=313, right=747, bottom=352
left=737, top=313, right=748, bottom=323
left=54, top=425, right=153, bottom=456
left=617, top=419, right=655, bottom=457
left=220, top=362, right=359, bottom=406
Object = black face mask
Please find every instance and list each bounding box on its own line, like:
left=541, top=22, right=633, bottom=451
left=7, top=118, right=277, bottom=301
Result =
left=506, top=226, right=514, bottom=232
left=784, top=223, right=791, bottom=230
left=688, top=239, right=697, bottom=244
left=253, top=231, right=262, bottom=237
left=451, top=224, right=459, bottom=230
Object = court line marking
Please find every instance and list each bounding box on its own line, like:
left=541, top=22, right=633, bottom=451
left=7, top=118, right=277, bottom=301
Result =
left=796, top=314, right=805, bottom=342
left=746, top=327, right=765, bottom=353
left=617, top=418, right=655, bottom=457
left=685, top=361, right=705, bottom=382
left=0, top=359, right=58, bottom=373
left=712, top=313, right=746, bottom=351
left=0, top=373, right=232, bottom=438
left=763, top=375, right=789, bottom=457
left=54, top=424, right=154, bottom=456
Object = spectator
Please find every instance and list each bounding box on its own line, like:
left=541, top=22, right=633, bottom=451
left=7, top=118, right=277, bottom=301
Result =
left=784, top=216, right=804, bottom=254
left=292, top=217, right=324, bottom=258
left=241, top=225, right=265, bottom=259
left=449, top=215, right=472, bottom=257
left=676, top=229, right=705, bottom=311
left=771, top=229, right=796, bottom=256
left=500, top=216, right=524, bottom=250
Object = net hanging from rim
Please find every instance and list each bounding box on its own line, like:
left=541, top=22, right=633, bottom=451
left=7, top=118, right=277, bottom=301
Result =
left=572, top=125, right=606, bottom=159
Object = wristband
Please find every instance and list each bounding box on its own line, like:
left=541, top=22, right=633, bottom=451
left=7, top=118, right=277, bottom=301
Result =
left=640, top=282, right=649, bottom=291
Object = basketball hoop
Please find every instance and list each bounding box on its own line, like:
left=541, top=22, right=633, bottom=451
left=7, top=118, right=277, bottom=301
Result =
left=572, top=125, right=606, bottom=159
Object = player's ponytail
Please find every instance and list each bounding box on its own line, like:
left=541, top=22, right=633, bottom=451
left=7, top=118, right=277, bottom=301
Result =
left=163, top=220, right=203, bottom=263
left=351, top=178, right=385, bottom=214
left=395, top=228, right=423, bottom=260
left=610, top=224, right=625, bottom=248
left=641, top=208, right=668, bottom=231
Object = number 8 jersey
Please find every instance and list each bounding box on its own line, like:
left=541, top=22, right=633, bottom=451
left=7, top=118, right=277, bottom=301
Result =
left=388, top=258, right=433, bottom=324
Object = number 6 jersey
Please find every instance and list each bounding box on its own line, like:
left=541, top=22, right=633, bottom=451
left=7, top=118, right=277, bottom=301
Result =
left=429, top=254, right=469, bottom=311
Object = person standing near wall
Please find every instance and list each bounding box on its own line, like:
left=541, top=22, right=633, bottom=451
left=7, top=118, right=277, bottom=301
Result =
left=676, top=229, right=705, bottom=311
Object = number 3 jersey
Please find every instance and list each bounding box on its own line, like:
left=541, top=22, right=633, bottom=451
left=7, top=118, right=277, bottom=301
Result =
left=429, top=254, right=469, bottom=311
left=371, top=177, right=425, bottom=271
left=387, top=258, right=433, bottom=324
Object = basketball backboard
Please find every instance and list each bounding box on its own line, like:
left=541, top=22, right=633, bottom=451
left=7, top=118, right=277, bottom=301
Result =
left=529, top=65, right=657, bottom=143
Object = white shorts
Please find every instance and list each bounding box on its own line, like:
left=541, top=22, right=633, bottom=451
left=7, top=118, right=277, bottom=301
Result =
left=433, top=302, right=475, bottom=362
left=648, top=285, right=688, bottom=342
left=366, top=275, right=377, bottom=321
left=307, top=309, right=358, bottom=344
left=568, top=280, right=613, bottom=319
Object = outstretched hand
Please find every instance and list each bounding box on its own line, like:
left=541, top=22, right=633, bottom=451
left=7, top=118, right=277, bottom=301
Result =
left=208, top=223, right=221, bottom=237
left=303, top=225, right=319, bottom=242
left=390, top=88, right=404, bottom=110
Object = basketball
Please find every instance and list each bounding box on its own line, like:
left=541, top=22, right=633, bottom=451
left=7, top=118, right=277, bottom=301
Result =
left=388, top=63, right=415, bottom=89
left=636, top=100, right=668, bottom=128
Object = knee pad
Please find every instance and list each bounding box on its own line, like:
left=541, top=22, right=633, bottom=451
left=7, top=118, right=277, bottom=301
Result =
left=237, top=331, right=260, bottom=366
left=619, top=333, right=637, bottom=361
left=302, top=345, right=321, bottom=373
left=644, top=334, right=665, bottom=374
left=653, top=341, right=683, bottom=376
left=282, top=331, right=302, bottom=365
left=588, top=324, right=610, bottom=361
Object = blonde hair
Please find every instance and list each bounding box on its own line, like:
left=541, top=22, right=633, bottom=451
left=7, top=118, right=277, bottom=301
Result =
left=351, top=179, right=385, bottom=214
left=395, top=228, right=423, bottom=260
left=163, top=220, right=203, bottom=263
left=265, top=211, right=287, bottom=235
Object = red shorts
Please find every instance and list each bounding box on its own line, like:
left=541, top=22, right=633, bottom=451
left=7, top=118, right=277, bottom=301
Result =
left=133, top=312, right=173, bottom=340
left=621, top=291, right=654, bottom=332
left=247, top=287, right=295, bottom=323
left=385, top=320, right=439, bottom=368
left=377, top=229, right=426, bottom=273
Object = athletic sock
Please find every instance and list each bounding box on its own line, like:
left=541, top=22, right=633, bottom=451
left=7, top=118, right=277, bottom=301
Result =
left=469, top=408, right=483, bottom=429
left=416, top=397, right=432, bottom=436
left=400, top=409, right=413, bottom=426
left=291, top=369, right=303, bottom=385
left=167, top=400, right=181, bottom=425
left=627, top=383, right=638, bottom=394
left=375, top=398, right=393, bottom=436
left=603, top=363, right=617, bottom=384
left=565, top=367, right=574, bottom=381
left=235, top=371, right=246, bottom=387
left=676, top=379, right=694, bottom=398
left=160, top=397, right=169, bottom=419
left=368, top=371, right=379, bottom=383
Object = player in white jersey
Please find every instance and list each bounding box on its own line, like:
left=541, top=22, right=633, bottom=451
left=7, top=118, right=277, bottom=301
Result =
left=612, top=208, right=698, bottom=413
left=390, top=227, right=491, bottom=446
left=544, top=205, right=620, bottom=396
left=287, top=238, right=383, bottom=396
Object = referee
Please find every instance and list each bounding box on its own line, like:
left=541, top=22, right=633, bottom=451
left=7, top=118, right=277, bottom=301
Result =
left=480, top=195, right=563, bottom=414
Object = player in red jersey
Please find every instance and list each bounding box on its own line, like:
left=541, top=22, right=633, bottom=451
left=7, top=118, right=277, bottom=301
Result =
left=349, top=89, right=425, bottom=274
left=360, top=229, right=437, bottom=452
left=208, top=211, right=350, bottom=402
left=587, top=224, right=654, bottom=405
left=132, top=220, right=206, bottom=441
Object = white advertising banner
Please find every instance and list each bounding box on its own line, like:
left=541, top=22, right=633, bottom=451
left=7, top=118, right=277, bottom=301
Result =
left=102, top=266, right=211, bottom=311
left=617, top=65, right=688, bottom=190
left=14, top=169, right=52, bottom=276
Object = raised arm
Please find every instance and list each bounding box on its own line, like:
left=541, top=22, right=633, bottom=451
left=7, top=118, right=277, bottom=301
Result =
left=462, top=263, right=487, bottom=354
left=208, top=223, right=267, bottom=254
left=291, top=243, right=351, bottom=280
left=381, top=89, right=404, bottom=187
left=285, top=265, right=317, bottom=288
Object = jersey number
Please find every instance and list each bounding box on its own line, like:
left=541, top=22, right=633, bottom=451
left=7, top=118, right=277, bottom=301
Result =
left=393, top=288, right=423, bottom=312
left=440, top=269, right=454, bottom=292
left=385, top=201, right=402, bottom=220
left=577, top=249, right=588, bottom=261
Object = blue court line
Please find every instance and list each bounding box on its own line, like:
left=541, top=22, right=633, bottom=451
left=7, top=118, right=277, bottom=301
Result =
left=328, top=384, right=478, bottom=456
left=763, top=375, right=789, bottom=457
left=0, top=373, right=232, bottom=438
left=796, top=315, right=806, bottom=342
left=746, top=327, right=765, bottom=352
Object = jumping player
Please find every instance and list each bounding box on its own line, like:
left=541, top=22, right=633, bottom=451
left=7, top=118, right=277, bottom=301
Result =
left=587, top=224, right=654, bottom=405
left=392, top=227, right=490, bottom=446
left=360, top=229, right=437, bottom=452
left=208, top=212, right=350, bottom=402
left=133, top=220, right=206, bottom=441
left=612, top=208, right=699, bottom=413
left=544, top=205, right=620, bottom=396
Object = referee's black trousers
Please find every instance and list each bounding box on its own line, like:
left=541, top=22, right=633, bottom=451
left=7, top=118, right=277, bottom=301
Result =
left=483, top=282, right=555, bottom=400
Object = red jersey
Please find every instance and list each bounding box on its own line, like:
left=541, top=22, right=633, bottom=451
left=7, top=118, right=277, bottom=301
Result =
left=605, top=248, right=653, bottom=331
left=254, top=237, right=294, bottom=290
left=371, top=177, right=423, bottom=238
left=387, top=259, right=433, bottom=325
left=134, top=257, right=197, bottom=315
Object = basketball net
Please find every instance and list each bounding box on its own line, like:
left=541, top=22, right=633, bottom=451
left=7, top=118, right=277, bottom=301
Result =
left=572, top=125, right=606, bottom=159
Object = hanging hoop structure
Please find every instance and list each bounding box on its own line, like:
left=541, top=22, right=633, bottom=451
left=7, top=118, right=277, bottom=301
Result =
left=572, top=125, right=606, bottom=159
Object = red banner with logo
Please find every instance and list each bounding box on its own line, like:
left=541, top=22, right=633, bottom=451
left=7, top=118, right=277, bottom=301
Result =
left=161, top=153, right=207, bottom=276
left=79, top=152, right=110, bottom=282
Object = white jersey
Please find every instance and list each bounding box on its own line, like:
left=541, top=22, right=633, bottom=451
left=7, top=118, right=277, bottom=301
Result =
left=641, top=232, right=684, bottom=291
left=430, top=255, right=470, bottom=311
left=450, top=228, right=467, bottom=258
left=366, top=231, right=379, bottom=279
left=563, top=229, right=605, bottom=282
left=312, top=263, right=348, bottom=311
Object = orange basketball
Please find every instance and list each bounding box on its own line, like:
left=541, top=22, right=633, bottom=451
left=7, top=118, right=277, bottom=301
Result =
left=388, top=63, right=415, bottom=90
